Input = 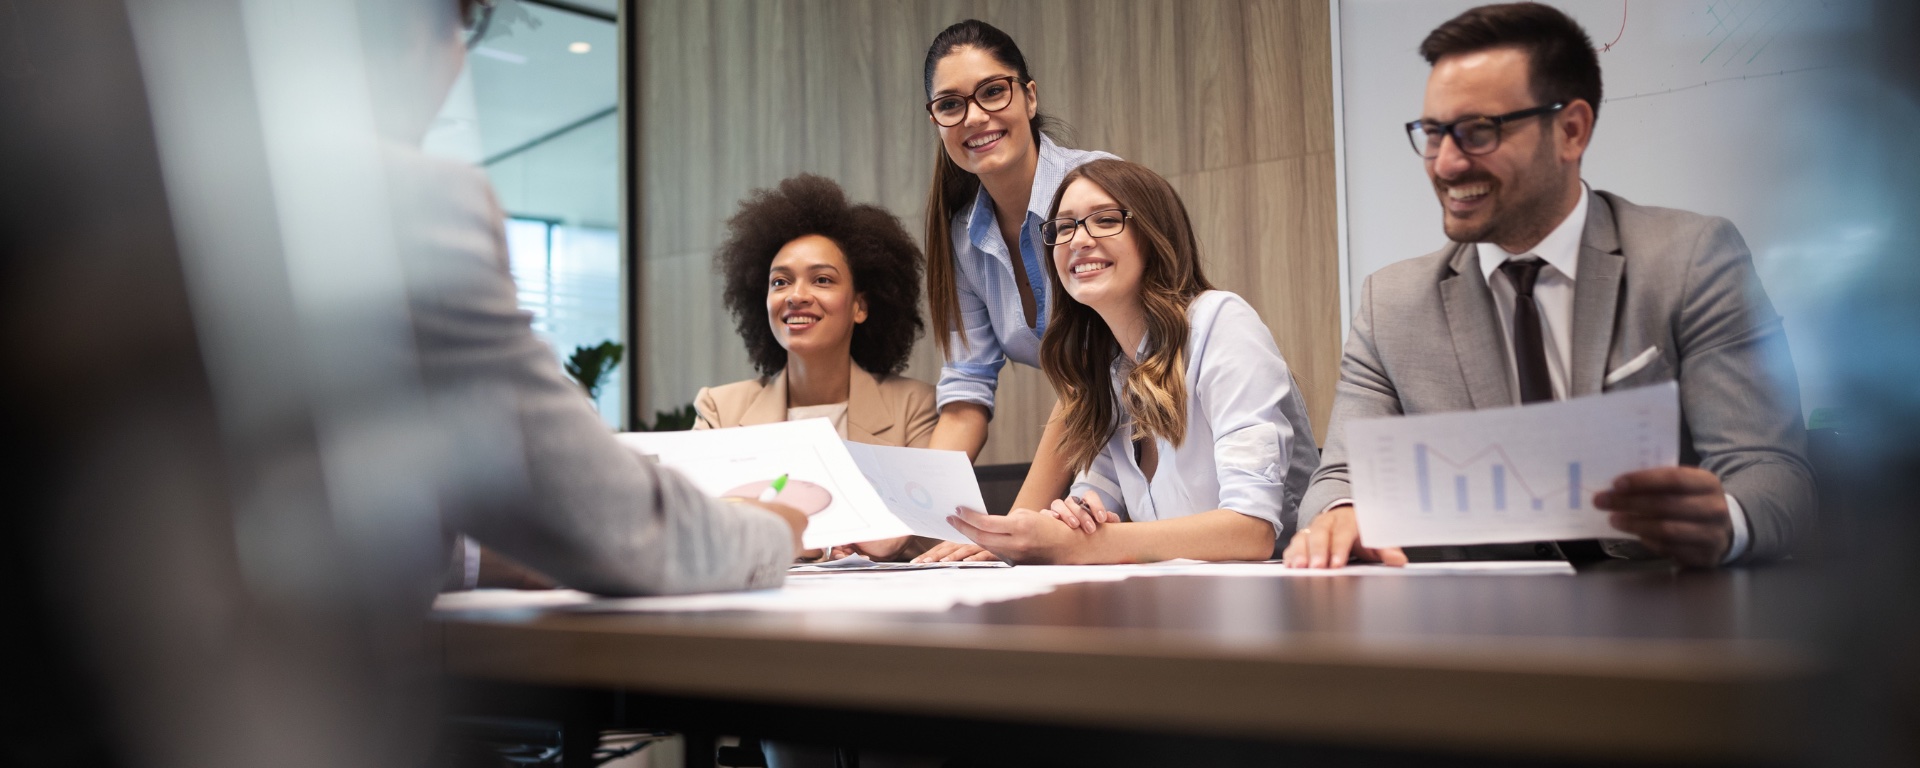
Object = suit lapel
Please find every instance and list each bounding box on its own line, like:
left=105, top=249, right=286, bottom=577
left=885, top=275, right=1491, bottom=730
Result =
left=1570, top=193, right=1624, bottom=397
left=740, top=371, right=789, bottom=426
left=1439, top=243, right=1517, bottom=408
left=845, top=363, right=895, bottom=444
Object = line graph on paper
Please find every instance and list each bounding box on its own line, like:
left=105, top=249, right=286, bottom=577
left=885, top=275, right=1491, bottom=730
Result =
left=1347, top=383, right=1679, bottom=548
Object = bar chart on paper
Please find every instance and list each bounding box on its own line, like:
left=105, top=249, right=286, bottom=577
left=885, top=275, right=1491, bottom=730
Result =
left=1348, top=384, right=1679, bottom=548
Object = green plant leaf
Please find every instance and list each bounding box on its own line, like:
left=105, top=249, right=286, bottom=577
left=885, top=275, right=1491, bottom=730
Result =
left=564, top=339, right=624, bottom=400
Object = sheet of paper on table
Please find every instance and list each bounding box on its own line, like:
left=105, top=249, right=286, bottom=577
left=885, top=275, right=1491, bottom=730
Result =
left=841, top=442, right=982, bottom=542
left=1118, top=559, right=1575, bottom=576
left=1347, top=382, right=1679, bottom=548
left=431, top=560, right=1571, bottom=615
left=615, top=419, right=911, bottom=550
left=433, top=589, right=597, bottom=613
left=790, top=554, right=1009, bottom=572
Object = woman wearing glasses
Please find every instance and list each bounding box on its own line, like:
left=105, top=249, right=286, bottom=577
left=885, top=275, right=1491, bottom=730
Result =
left=914, top=20, right=1117, bottom=562
left=948, top=159, right=1319, bottom=564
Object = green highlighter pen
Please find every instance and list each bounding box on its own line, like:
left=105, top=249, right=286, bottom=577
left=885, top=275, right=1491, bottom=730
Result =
left=757, top=473, right=789, bottom=503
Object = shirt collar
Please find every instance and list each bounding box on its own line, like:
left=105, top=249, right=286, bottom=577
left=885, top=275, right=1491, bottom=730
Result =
left=1106, top=329, right=1154, bottom=380
left=1026, top=133, right=1071, bottom=220
left=1477, top=183, right=1590, bottom=284
left=965, top=133, right=1069, bottom=254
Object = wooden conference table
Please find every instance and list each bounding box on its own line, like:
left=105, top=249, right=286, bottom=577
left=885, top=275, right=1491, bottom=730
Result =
left=434, top=560, right=1821, bottom=767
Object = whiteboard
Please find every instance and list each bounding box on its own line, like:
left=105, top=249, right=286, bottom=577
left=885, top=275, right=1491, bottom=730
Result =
left=1335, top=0, right=1887, bottom=413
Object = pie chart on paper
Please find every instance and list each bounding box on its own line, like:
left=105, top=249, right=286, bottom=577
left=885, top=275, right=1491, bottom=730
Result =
left=723, top=478, right=834, bottom=516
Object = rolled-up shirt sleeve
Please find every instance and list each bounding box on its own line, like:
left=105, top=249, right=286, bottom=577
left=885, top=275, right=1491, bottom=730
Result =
left=1192, top=297, right=1297, bottom=538
left=1068, top=443, right=1128, bottom=520
left=934, top=241, right=1007, bottom=414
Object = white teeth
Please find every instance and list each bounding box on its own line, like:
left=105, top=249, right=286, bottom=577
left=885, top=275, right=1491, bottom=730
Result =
left=1072, top=262, right=1108, bottom=275
left=965, top=131, right=1003, bottom=148
left=785, top=317, right=816, bottom=326
left=1448, top=183, right=1490, bottom=200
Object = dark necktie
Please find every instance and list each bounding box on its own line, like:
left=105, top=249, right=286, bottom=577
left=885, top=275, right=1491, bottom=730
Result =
left=1498, top=259, right=1607, bottom=563
left=1498, top=258, right=1554, bottom=404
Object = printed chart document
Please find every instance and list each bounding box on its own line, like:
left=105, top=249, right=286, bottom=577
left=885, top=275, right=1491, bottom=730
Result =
left=1348, top=383, right=1679, bottom=548
left=616, top=419, right=911, bottom=550
left=842, top=442, right=981, bottom=543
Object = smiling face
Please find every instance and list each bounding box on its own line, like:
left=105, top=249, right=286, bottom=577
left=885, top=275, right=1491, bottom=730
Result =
left=929, top=47, right=1038, bottom=180
left=1422, top=47, right=1588, bottom=250
left=1050, top=178, right=1146, bottom=315
left=766, top=234, right=866, bottom=363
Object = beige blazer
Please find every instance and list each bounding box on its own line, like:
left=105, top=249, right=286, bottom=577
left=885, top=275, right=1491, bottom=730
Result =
left=694, top=362, right=937, bottom=448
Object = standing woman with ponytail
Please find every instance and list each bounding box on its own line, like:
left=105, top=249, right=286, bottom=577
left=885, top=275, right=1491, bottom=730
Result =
left=914, top=20, right=1117, bottom=561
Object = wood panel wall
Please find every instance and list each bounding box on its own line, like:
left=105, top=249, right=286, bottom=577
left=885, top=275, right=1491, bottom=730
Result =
left=639, top=0, right=1339, bottom=465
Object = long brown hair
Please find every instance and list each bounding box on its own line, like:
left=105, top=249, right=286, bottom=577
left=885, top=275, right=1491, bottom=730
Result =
left=1039, top=159, right=1213, bottom=475
left=921, top=19, right=1058, bottom=357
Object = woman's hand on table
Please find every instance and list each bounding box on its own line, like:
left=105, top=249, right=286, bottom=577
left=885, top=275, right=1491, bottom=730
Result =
left=911, top=540, right=1002, bottom=563
left=825, top=535, right=912, bottom=561
left=949, top=506, right=1093, bottom=564
left=825, top=535, right=937, bottom=562
left=1040, top=490, right=1120, bottom=533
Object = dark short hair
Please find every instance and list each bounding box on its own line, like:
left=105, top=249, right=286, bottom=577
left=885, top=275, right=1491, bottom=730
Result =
left=1420, top=3, right=1603, bottom=123
left=716, top=174, right=925, bottom=378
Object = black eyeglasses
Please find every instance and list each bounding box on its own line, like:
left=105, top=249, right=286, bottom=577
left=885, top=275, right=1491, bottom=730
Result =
left=1041, top=208, right=1130, bottom=247
left=926, top=75, right=1023, bottom=128
left=1405, top=102, right=1565, bottom=158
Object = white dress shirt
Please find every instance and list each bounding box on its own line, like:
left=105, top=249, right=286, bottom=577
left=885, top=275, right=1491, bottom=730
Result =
left=1068, top=291, right=1320, bottom=540
left=1477, top=185, right=1751, bottom=563
left=1478, top=188, right=1586, bottom=401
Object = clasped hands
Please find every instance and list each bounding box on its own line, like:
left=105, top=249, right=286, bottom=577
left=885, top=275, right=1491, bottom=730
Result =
left=907, top=491, right=1123, bottom=564
left=1283, top=466, right=1735, bottom=569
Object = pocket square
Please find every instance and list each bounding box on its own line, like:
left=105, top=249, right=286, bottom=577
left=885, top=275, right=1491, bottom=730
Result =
left=1604, top=346, right=1661, bottom=386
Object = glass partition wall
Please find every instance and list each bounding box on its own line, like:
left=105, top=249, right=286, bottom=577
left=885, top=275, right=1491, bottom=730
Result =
left=425, top=0, right=625, bottom=427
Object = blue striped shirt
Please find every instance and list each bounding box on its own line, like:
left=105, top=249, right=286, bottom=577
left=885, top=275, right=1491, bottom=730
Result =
left=936, top=134, right=1117, bottom=412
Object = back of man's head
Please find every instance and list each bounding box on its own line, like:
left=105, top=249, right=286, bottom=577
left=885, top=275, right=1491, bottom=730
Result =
left=1421, top=3, right=1603, bottom=125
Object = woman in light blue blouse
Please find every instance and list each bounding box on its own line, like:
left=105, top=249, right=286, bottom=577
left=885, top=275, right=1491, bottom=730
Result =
left=949, top=159, right=1319, bottom=564
left=914, top=20, right=1116, bottom=561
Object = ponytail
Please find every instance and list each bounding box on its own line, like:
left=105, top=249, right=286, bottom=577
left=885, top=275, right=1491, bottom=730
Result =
left=924, top=141, right=981, bottom=358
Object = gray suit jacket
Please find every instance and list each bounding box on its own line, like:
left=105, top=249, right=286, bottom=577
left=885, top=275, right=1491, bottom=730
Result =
left=1299, top=191, right=1814, bottom=563
left=389, top=147, right=791, bottom=596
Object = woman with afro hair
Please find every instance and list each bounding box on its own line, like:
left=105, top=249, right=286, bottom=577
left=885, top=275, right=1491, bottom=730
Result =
left=696, top=174, right=937, bottom=561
